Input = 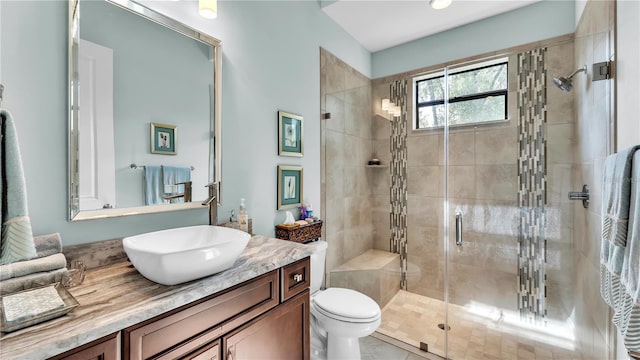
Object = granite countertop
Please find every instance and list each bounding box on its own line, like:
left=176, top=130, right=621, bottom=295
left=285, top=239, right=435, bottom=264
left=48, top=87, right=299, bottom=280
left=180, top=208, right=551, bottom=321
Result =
left=0, top=235, right=314, bottom=360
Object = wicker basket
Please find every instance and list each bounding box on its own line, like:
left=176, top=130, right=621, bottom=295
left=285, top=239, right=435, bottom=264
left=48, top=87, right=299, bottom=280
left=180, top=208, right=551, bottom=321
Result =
left=275, top=220, right=323, bottom=243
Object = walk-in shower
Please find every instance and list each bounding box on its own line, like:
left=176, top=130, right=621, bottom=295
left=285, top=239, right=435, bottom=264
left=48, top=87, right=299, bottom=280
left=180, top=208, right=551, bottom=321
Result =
left=366, top=41, right=587, bottom=360
left=319, top=34, right=605, bottom=358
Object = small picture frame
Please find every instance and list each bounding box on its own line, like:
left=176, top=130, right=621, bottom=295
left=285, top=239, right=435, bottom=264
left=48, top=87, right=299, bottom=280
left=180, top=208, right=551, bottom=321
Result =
left=277, top=165, right=303, bottom=210
left=278, top=111, right=303, bottom=157
left=151, top=122, right=176, bottom=155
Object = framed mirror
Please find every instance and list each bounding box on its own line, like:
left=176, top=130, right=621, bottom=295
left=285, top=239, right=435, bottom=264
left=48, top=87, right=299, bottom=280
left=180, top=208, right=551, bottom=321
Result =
left=68, top=0, right=222, bottom=221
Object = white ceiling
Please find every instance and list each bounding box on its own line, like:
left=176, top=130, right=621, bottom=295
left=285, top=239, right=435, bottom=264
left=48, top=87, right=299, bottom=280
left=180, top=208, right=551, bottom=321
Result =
left=322, top=0, right=542, bottom=53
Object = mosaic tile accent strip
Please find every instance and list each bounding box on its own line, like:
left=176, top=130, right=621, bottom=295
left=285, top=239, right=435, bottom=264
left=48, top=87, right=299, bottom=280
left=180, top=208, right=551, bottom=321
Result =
left=389, top=79, right=408, bottom=290
left=516, top=48, right=548, bottom=323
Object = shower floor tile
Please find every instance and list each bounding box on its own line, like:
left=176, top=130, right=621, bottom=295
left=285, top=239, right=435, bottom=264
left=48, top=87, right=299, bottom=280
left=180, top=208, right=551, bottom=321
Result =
left=377, top=290, right=584, bottom=360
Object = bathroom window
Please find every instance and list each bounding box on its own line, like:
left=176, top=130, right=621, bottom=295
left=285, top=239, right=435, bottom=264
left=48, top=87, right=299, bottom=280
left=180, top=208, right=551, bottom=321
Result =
left=414, top=57, right=508, bottom=129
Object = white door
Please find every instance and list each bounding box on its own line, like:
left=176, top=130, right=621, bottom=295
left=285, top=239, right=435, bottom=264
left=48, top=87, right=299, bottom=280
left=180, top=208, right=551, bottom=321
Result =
left=78, top=39, right=116, bottom=210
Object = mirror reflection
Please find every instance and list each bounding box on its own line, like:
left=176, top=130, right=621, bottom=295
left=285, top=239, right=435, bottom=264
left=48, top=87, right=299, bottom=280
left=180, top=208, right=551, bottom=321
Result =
left=68, top=0, right=221, bottom=220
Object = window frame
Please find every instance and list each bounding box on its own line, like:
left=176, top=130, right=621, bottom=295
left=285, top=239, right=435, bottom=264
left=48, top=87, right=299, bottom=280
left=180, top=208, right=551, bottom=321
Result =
left=414, top=58, right=509, bottom=130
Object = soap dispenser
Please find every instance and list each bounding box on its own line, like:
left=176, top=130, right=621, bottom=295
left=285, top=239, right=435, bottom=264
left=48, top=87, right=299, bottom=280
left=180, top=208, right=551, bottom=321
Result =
left=238, top=198, right=249, bottom=232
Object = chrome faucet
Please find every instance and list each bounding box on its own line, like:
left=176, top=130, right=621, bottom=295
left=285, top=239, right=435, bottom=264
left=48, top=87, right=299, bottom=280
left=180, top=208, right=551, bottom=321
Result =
left=202, top=182, right=218, bottom=225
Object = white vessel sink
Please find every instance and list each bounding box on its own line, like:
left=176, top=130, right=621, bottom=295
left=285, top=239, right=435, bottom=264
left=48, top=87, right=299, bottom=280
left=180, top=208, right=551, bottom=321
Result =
left=123, top=225, right=251, bottom=285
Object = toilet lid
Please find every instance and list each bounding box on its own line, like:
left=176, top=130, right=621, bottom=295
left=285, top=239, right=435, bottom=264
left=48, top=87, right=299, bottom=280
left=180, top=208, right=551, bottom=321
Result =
left=313, top=288, right=380, bottom=322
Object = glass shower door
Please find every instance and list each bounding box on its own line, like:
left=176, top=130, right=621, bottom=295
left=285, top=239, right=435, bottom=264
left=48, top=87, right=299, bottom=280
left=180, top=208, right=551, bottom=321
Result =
left=443, top=72, right=519, bottom=360
left=443, top=47, right=578, bottom=359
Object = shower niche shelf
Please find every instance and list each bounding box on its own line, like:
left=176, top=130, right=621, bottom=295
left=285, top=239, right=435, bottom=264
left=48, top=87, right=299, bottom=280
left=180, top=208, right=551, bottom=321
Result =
left=365, top=165, right=388, bottom=168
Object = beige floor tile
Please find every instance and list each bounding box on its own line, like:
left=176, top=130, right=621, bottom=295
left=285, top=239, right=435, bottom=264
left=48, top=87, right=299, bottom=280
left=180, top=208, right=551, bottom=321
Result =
left=377, top=290, right=583, bottom=360
left=486, top=346, right=504, bottom=357
left=535, top=346, right=554, bottom=359
left=518, top=348, right=536, bottom=359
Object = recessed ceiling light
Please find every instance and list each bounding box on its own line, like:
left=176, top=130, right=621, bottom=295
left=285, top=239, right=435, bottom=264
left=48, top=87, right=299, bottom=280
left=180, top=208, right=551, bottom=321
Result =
left=199, top=0, right=217, bottom=19
left=430, top=0, right=452, bottom=10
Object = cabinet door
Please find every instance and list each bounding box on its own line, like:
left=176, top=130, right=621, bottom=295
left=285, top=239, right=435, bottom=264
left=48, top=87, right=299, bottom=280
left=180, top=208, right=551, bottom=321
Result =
left=182, top=340, right=220, bottom=360
left=49, top=333, right=120, bottom=360
left=223, top=290, right=309, bottom=360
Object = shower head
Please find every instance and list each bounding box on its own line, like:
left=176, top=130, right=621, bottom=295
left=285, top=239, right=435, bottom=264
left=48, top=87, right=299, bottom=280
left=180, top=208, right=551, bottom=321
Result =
left=553, top=65, right=587, bottom=92
left=553, top=76, right=574, bottom=92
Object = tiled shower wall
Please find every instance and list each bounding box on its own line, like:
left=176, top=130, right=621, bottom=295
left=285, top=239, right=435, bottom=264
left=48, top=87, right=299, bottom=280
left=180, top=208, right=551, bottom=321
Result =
left=572, top=0, right=615, bottom=358
left=320, top=48, right=374, bottom=282
left=371, top=37, right=577, bottom=322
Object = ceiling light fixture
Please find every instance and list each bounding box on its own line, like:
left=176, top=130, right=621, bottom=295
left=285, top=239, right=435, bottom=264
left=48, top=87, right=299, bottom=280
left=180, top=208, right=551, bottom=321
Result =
left=199, top=0, right=217, bottom=19
left=430, top=0, right=452, bottom=10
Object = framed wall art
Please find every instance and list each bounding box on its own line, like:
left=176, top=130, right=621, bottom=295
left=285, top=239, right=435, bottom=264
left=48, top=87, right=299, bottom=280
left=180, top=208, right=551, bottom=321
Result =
left=151, top=122, right=176, bottom=155
left=278, top=111, right=303, bottom=157
left=277, top=165, right=303, bottom=210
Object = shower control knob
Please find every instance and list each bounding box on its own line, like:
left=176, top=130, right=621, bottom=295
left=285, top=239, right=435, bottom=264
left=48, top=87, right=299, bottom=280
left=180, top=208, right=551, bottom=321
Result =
left=568, top=184, right=590, bottom=208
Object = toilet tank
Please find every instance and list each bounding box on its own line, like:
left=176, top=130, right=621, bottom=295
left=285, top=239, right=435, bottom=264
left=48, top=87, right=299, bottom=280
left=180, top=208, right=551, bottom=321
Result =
left=309, top=240, right=327, bottom=293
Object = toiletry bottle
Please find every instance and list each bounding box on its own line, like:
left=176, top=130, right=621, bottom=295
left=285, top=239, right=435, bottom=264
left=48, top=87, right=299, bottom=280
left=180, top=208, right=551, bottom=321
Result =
left=238, top=198, right=249, bottom=232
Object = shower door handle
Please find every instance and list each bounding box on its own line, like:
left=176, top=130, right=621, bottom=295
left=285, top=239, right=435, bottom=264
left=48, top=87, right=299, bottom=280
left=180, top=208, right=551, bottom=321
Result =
left=455, top=212, right=463, bottom=247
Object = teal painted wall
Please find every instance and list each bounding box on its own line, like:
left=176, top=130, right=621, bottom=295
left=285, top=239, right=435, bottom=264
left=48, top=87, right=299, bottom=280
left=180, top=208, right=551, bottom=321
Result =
left=0, top=0, right=370, bottom=245
left=372, top=0, right=575, bottom=78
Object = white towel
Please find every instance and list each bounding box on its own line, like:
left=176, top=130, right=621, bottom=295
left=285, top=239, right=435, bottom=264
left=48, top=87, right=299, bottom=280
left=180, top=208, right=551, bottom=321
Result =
left=162, top=166, right=191, bottom=203
left=0, top=268, right=68, bottom=296
left=0, top=109, right=36, bottom=265
left=0, top=253, right=67, bottom=281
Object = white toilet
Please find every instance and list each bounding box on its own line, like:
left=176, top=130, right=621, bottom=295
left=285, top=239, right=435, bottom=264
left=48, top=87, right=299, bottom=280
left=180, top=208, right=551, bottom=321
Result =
left=308, top=240, right=381, bottom=360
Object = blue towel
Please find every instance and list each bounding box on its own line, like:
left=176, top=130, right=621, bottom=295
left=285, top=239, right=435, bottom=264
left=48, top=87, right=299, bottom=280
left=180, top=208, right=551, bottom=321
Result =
left=624, top=150, right=640, bottom=305
left=600, top=144, right=640, bottom=352
left=0, top=109, right=37, bottom=264
left=613, top=149, right=640, bottom=352
left=162, top=166, right=191, bottom=203
left=144, top=165, right=163, bottom=205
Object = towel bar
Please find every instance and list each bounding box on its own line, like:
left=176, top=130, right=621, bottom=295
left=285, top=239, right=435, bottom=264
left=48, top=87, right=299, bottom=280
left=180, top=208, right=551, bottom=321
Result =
left=130, top=163, right=195, bottom=171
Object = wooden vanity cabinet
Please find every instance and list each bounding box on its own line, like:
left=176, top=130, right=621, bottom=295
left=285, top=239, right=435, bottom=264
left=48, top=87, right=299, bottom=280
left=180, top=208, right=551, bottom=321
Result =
left=124, top=270, right=279, bottom=360
left=123, top=256, right=310, bottom=360
left=44, top=257, right=310, bottom=360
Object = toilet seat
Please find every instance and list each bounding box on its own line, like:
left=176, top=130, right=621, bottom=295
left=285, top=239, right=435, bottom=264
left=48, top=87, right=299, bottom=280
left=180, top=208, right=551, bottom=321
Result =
left=312, top=288, right=380, bottom=323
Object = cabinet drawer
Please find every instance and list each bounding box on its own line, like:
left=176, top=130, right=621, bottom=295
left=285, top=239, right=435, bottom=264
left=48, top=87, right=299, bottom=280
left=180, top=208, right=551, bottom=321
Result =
left=124, top=270, right=279, bottom=360
left=280, top=257, right=310, bottom=302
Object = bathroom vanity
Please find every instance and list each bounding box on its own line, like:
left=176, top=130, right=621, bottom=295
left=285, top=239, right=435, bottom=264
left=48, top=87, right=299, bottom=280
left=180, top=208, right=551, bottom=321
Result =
left=0, top=236, right=313, bottom=360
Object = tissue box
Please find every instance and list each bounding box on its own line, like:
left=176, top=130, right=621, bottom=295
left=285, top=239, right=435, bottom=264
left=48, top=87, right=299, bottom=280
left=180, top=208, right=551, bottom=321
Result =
left=275, top=220, right=323, bottom=243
